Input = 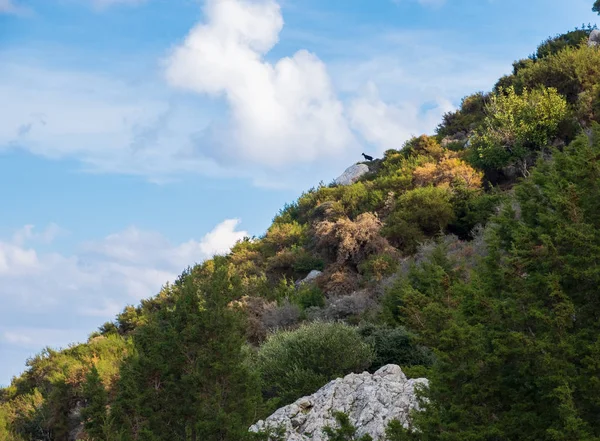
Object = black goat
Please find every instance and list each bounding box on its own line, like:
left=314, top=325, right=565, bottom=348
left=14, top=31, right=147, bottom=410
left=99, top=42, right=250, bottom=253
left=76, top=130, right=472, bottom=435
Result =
left=361, top=153, right=374, bottom=161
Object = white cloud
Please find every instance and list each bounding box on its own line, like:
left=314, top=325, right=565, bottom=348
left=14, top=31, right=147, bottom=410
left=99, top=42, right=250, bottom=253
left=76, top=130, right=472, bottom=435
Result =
left=0, top=218, right=247, bottom=342
left=0, top=1, right=511, bottom=188
left=198, top=219, right=247, bottom=256
left=165, top=0, right=358, bottom=168
left=349, top=82, right=454, bottom=152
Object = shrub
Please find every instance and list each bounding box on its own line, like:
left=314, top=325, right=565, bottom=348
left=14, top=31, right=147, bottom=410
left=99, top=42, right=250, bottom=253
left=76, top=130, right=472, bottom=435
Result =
left=291, top=248, right=325, bottom=274
left=436, top=92, right=489, bottom=139
left=382, top=186, right=455, bottom=253
left=292, top=285, right=326, bottom=310
left=402, top=135, right=444, bottom=160
left=261, top=300, right=301, bottom=331
left=315, top=213, right=390, bottom=267
left=535, top=27, right=594, bottom=60
left=358, top=254, right=399, bottom=282
left=256, top=322, right=374, bottom=406
left=262, top=222, right=307, bottom=255
left=307, top=291, right=377, bottom=322
left=358, top=324, right=434, bottom=372
left=319, top=264, right=361, bottom=297
left=468, top=86, right=568, bottom=173
left=413, top=153, right=483, bottom=190
left=498, top=44, right=600, bottom=105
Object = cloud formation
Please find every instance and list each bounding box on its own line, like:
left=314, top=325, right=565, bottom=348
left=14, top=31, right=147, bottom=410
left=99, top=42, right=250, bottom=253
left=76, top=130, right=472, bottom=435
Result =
left=0, top=219, right=247, bottom=384
left=349, top=82, right=454, bottom=151
left=165, top=0, right=357, bottom=168
left=0, top=0, right=510, bottom=187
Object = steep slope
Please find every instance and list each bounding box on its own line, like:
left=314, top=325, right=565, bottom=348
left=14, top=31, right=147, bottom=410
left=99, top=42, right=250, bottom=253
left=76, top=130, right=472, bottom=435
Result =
left=2, top=23, right=600, bottom=441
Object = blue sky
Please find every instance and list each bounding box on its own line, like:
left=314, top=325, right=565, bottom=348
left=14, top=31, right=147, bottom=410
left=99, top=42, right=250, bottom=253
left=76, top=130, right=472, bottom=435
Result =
left=0, top=0, right=597, bottom=385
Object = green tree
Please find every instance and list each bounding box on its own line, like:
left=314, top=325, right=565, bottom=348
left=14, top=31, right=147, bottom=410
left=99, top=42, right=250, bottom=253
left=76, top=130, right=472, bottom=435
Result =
left=110, top=258, right=262, bottom=441
left=594, top=0, right=600, bottom=14
left=81, top=366, right=109, bottom=440
left=405, top=126, right=600, bottom=440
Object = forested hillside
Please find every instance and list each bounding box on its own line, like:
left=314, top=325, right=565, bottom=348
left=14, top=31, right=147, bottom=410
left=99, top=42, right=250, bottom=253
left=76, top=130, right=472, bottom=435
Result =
left=3, top=6, right=600, bottom=441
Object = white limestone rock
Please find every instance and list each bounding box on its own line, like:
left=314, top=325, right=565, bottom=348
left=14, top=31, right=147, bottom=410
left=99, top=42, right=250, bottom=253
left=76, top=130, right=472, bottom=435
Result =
left=296, top=270, right=323, bottom=287
left=589, top=29, right=600, bottom=47
left=249, top=365, right=428, bottom=441
left=334, top=164, right=370, bottom=186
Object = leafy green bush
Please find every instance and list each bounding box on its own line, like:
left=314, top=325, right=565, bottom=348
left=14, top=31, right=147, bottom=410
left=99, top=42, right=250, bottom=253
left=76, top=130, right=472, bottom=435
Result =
left=468, top=86, right=568, bottom=173
left=358, top=254, right=399, bottom=282
left=535, top=27, right=594, bottom=60
left=292, top=285, right=326, bottom=310
left=382, top=186, right=455, bottom=253
left=257, top=322, right=374, bottom=407
left=291, top=248, right=325, bottom=274
left=437, top=93, right=489, bottom=139
left=402, top=135, right=444, bottom=159
left=358, top=324, right=434, bottom=371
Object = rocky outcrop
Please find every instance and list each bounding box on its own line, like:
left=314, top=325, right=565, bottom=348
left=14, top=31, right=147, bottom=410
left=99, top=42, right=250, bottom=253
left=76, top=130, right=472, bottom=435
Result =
left=589, top=29, right=600, bottom=47
left=334, top=164, right=370, bottom=186
left=249, top=365, right=428, bottom=441
left=296, top=270, right=323, bottom=287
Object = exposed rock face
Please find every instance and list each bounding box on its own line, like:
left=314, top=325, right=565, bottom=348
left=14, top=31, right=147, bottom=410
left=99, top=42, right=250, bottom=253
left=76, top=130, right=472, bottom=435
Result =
left=249, top=365, right=428, bottom=441
left=68, top=401, right=84, bottom=441
left=334, top=164, right=370, bottom=186
left=589, top=29, right=600, bottom=47
left=296, top=270, right=323, bottom=287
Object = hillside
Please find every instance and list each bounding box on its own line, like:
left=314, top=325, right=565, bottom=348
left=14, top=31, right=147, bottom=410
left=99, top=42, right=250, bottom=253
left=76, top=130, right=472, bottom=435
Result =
left=3, top=14, right=600, bottom=441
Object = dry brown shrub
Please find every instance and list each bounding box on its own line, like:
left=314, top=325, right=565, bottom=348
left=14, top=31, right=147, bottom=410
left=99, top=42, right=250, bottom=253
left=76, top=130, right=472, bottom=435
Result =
left=413, top=153, right=483, bottom=190
left=315, top=212, right=390, bottom=267
left=230, top=296, right=275, bottom=344
left=261, top=300, right=301, bottom=331
left=317, top=263, right=361, bottom=297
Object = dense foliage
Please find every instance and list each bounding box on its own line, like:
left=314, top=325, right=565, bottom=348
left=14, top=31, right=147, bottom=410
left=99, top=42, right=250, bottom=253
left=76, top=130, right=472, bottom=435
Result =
left=3, top=5, right=600, bottom=440
left=257, top=322, right=373, bottom=409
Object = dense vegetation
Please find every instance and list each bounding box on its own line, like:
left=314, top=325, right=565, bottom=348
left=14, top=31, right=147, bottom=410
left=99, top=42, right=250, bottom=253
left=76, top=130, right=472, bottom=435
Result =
left=3, top=5, right=600, bottom=441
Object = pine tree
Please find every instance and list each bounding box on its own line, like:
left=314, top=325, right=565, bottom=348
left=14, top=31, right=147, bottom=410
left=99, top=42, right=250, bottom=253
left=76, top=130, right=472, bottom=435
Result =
left=110, top=258, right=262, bottom=440
left=403, top=126, right=600, bottom=440
left=81, top=366, right=109, bottom=440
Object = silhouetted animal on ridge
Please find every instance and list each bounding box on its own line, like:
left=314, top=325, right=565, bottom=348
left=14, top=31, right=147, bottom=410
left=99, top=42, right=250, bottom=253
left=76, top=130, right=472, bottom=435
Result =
left=362, top=153, right=374, bottom=161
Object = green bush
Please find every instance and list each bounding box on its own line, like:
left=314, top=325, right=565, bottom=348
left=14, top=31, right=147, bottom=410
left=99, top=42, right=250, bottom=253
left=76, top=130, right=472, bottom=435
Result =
left=468, top=86, right=568, bottom=173
left=382, top=186, right=455, bottom=253
left=291, top=248, right=325, bottom=274
left=358, top=254, right=399, bottom=282
left=535, top=27, right=593, bottom=60
left=257, top=322, right=374, bottom=407
left=292, top=285, right=326, bottom=310
left=358, top=324, right=434, bottom=372
left=436, top=93, right=489, bottom=139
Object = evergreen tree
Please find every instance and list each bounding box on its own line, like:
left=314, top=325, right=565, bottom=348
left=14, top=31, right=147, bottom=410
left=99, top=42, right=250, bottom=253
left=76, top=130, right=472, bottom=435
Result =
left=110, top=258, right=261, bottom=440
left=403, top=126, right=600, bottom=440
left=81, top=366, right=109, bottom=440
